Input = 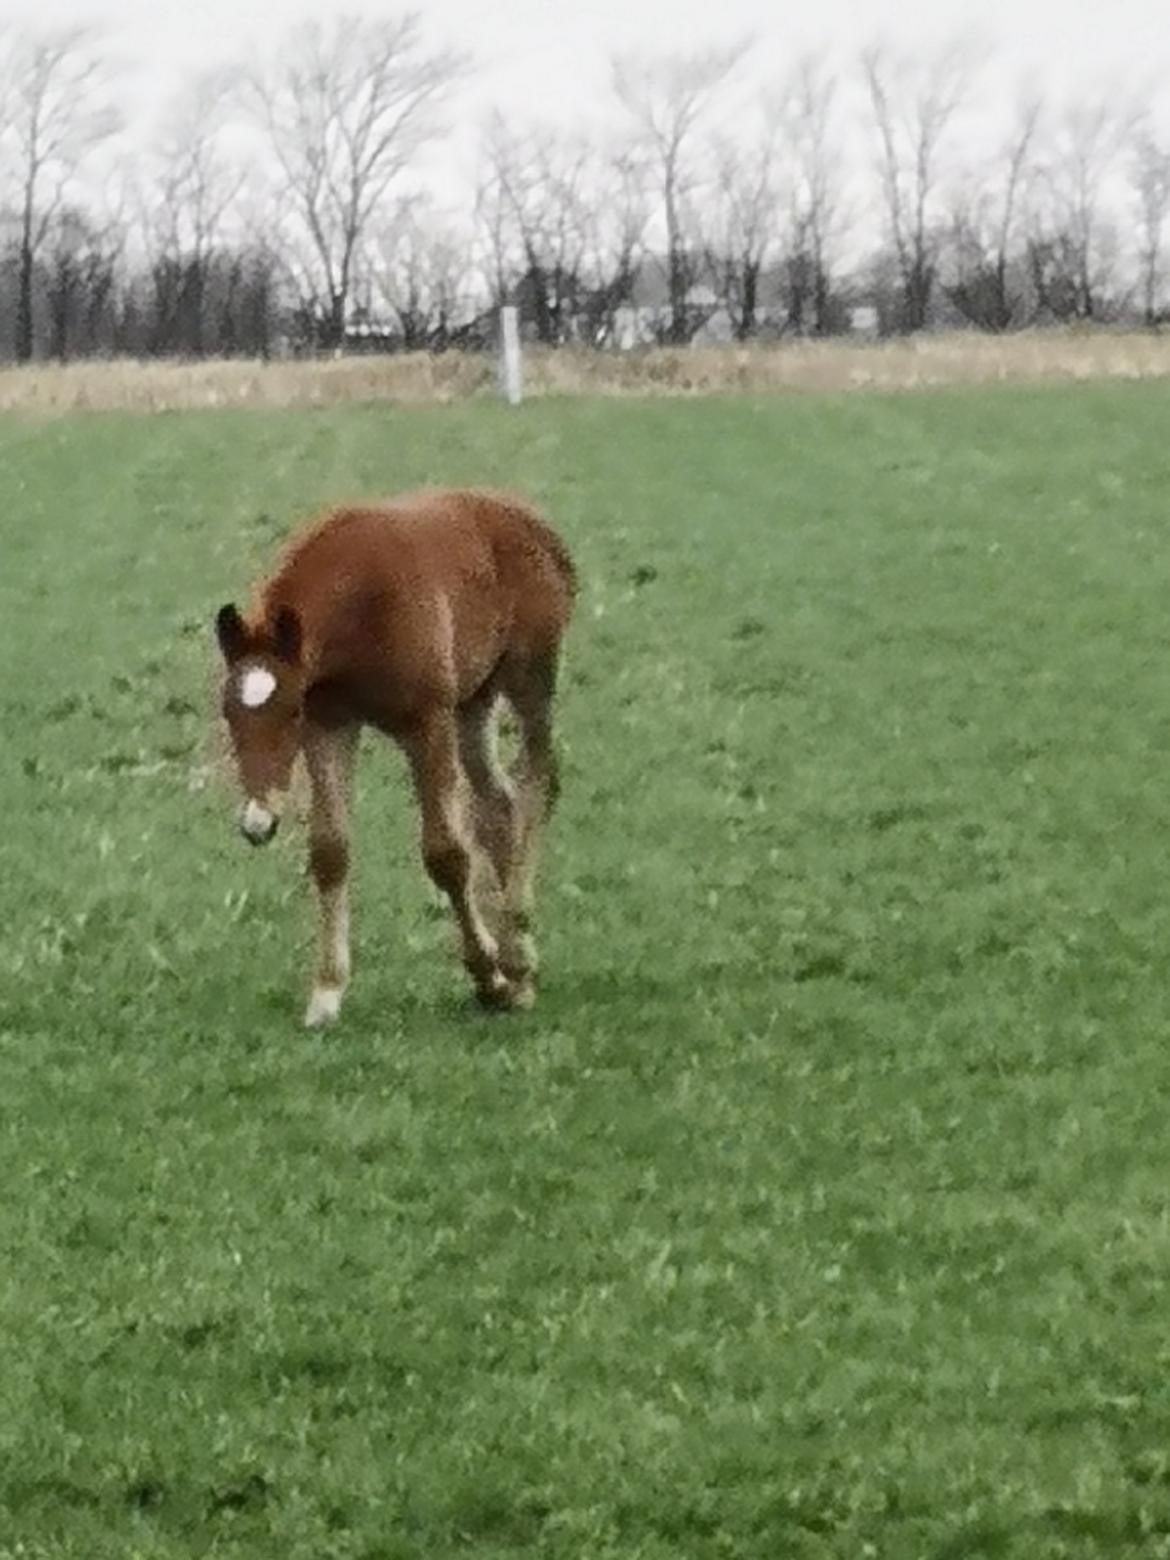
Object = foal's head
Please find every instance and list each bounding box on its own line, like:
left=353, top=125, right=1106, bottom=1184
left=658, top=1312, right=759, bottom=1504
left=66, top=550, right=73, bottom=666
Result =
left=214, top=602, right=305, bottom=846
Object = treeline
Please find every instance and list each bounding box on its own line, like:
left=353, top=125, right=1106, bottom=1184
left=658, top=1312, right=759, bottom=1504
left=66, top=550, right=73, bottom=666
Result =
left=0, top=15, right=1167, bottom=363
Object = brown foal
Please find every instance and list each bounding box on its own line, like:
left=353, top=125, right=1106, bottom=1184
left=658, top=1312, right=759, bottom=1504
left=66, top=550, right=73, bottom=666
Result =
left=214, top=488, right=575, bottom=1025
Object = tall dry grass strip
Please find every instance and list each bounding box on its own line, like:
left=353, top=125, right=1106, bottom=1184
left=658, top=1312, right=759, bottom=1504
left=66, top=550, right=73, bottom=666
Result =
left=2, top=328, right=1170, bottom=415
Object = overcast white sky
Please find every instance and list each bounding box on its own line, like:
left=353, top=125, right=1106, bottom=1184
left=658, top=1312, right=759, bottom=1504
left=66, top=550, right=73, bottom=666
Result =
left=2, top=0, right=1166, bottom=219
left=11, top=0, right=1161, bottom=101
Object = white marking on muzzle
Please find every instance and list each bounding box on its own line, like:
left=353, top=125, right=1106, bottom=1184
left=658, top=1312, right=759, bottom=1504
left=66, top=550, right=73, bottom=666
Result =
left=239, top=666, right=276, bottom=708
left=241, top=798, right=276, bottom=841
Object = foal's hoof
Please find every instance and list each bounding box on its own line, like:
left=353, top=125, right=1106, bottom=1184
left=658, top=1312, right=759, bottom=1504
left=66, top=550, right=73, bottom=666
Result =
left=506, top=931, right=539, bottom=980
left=474, top=969, right=534, bottom=1012
left=304, top=986, right=343, bottom=1028
left=509, top=978, right=537, bottom=1011
left=500, top=961, right=537, bottom=1010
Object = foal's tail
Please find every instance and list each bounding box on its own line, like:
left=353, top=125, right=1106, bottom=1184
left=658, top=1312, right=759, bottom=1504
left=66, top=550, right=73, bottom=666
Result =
left=482, top=488, right=578, bottom=609
left=537, top=518, right=578, bottom=603
left=515, top=500, right=576, bottom=602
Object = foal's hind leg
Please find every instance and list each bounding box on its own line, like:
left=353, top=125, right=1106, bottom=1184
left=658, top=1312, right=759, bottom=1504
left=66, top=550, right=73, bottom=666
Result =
left=499, top=649, right=563, bottom=987
left=405, top=705, right=519, bottom=1010
left=457, top=689, right=534, bottom=1001
left=303, top=722, right=358, bottom=1028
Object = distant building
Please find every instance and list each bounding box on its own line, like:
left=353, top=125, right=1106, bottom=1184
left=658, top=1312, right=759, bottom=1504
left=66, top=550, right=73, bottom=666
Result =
left=344, top=317, right=401, bottom=354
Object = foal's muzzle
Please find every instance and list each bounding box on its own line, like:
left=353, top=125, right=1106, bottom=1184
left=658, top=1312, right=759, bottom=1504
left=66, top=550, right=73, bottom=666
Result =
left=239, top=799, right=278, bottom=846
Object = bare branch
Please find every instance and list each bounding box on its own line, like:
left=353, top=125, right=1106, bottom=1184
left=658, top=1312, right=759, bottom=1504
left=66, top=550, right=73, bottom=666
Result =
left=1132, top=130, right=1170, bottom=324
left=944, top=94, right=1042, bottom=329
left=0, top=22, right=121, bottom=361
left=364, top=195, right=470, bottom=348
left=861, top=36, right=981, bottom=330
left=149, top=69, right=246, bottom=262
left=706, top=99, right=782, bottom=339
left=770, top=51, right=846, bottom=335
left=1029, top=92, right=1145, bottom=321
left=477, top=115, right=596, bottom=342
left=242, top=11, right=469, bottom=348
left=611, top=39, right=750, bottom=343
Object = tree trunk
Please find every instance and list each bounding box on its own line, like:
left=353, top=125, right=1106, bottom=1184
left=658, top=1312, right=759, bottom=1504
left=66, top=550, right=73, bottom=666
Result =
left=813, top=259, right=830, bottom=336
left=903, top=249, right=932, bottom=332
left=48, top=263, right=73, bottom=362
left=323, top=290, right=346, bottom=351
left=738, top=259, right=759, bottom=340
left=664, top=170, right=688, bottom=345
left=17, top=215, right=36, bottom=364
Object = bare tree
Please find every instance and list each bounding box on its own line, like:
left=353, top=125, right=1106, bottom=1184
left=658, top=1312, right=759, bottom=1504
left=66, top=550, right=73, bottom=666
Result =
left=946, top=96, right=1041, bottom=330
left=861, top=38, right=979, bottom=332
left=232, top=186, right=289, bottom=357
left=578, top=149, right=650, bottom=345
left=1131, top=130, right=1170, bottom=325
left=612, top=41, right=748, bottom=344
left=366, top=196, right=470, bottom=349
left=473, top=144, right=516, bottom=312
left=779, top=52, right=845, bottom=335
left=708, top=103, right=780, bottom=339
left=243, top=12, right=467, bottom=350
left=479, top=116, right=595, bottom=343
left=0, top=24, right=120, bottom=362
left=142, top=70, right=244, bottom=355
left=1028, top=97, right=1141, bottom=322
left=44, top=199, right=124, bottom=361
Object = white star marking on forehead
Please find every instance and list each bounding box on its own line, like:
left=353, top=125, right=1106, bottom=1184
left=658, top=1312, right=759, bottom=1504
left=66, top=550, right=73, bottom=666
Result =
left=239, top=666, right=277, bottom=708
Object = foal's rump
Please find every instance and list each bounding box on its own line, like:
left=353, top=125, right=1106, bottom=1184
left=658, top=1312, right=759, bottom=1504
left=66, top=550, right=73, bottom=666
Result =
left=260, top=488, right=575, bottom=724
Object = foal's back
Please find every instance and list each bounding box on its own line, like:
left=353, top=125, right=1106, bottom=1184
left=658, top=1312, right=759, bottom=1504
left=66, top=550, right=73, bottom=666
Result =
left=256, top=488, right=574, bottom=721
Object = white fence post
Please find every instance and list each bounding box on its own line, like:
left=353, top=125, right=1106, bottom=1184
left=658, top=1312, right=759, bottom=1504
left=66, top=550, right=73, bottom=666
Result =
left=499, top=304, right=522, bottom=405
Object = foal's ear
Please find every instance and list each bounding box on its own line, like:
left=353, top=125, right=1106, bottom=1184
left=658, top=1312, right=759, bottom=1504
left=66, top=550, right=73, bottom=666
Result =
left=272, top=604, right=303, bottom=665
left=215, top=603, right=249, bottom=662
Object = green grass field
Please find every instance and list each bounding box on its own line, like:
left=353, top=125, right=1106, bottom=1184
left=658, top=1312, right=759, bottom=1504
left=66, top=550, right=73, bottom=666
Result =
left=4, top=384, right=1170, bottom=1558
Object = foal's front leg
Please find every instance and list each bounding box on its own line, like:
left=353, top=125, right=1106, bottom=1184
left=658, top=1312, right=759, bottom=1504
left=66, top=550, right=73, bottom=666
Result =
left=303, top=722, right=358, bottom=1028
left=406, top=706, right=516, bottom=1009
